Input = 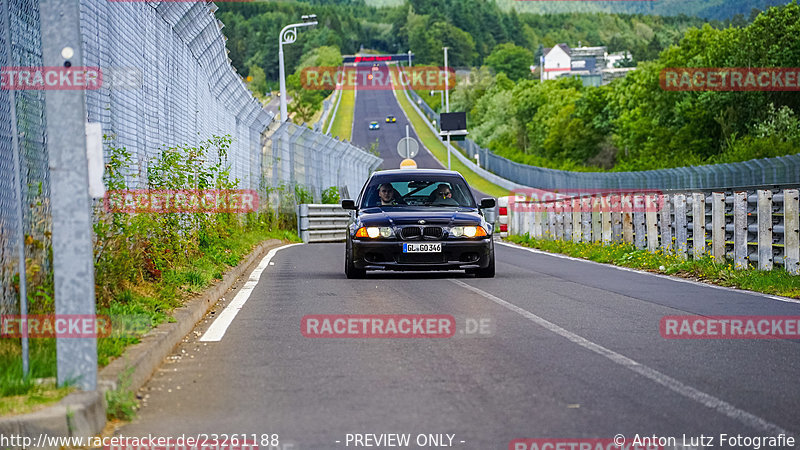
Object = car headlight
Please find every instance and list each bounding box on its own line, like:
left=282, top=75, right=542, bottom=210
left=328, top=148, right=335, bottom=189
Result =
left=356, top=226, right=393, bottom=238
left=450, top=226, right=487, bottom=238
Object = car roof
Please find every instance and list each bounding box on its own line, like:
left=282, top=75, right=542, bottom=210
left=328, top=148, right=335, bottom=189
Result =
left=371, top=168, right=463, bottom=177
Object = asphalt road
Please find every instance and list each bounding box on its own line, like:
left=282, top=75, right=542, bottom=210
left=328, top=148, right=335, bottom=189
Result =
left=118, top=242, right=800, bottom=449
left=349, top=63, right=490, bottom=202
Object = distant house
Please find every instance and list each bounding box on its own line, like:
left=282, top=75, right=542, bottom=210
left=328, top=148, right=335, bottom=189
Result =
left=539, top=44, right=635, bottom=86
left=542, top=44, right=571, bottom=80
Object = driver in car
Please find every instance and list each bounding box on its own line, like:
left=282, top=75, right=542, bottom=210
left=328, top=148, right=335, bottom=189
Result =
left=378, top=183, right=400, bottom=206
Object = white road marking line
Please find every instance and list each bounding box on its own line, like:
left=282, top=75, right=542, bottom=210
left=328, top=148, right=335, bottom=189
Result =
left=450, top=278, right=793, bottom=436
left=199, top=243, right=302, bottom=342
left=497, top=240, right=800, bottom=305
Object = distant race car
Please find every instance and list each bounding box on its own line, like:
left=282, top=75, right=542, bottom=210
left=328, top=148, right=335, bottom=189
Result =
left=369, top=121, right=380, bottom=130
left=341, top=169, right=496, bottom=278
left=372, top=64, right=380, bottom=72
left=385, top=115, right=396, bottom=123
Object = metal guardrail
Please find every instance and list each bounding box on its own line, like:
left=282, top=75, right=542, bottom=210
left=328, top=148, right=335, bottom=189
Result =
left=408, top=90, right=800, bottom=191
left=505, top=189, right=800, bottom=274
left=297, top=204, right=350, bottom=243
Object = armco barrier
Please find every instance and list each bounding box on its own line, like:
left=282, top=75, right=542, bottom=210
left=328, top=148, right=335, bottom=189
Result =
left=297, top=204, right=351, bottom=243
left=507, top=188, right=800, bottom=274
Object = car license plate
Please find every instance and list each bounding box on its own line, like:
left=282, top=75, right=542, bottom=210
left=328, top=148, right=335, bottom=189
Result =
left=403, top=243, right=442, bottom=253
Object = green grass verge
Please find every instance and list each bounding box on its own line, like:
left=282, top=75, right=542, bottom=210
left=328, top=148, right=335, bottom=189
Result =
left=322, top=89, right=340, bottom=134
left=393, top=81, right=508, bottom=198
left=329, top=87, right=355, bottom=141
left=1, top=227, right=300, bottom=416
left=506, top=234, right=800, bottom=299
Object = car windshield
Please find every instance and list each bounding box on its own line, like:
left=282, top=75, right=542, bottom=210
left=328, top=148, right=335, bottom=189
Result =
left=360, top=175, right=475, bottom=208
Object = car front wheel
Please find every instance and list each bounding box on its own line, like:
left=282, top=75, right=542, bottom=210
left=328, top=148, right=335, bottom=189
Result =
left=345, top=239, right=366, bottom=279
left=474, top=242, right=495, bottom=278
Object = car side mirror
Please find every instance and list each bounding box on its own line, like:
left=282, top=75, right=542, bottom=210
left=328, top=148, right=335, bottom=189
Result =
left=480, top=198, right=496, bottom=209
left=341, top=199, right=357, bottom=210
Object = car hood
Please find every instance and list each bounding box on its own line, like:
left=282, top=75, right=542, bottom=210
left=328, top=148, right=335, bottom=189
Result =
left=358, top=207, right=481, bottom=227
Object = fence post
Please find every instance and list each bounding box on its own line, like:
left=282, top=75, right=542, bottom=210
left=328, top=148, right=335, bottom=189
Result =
left=646, top=193, right=659, bottom=252
left=711, top=192, right=726, bottom=261
left=734, top=191, right=748, bottom=270
left=757, top=190, right=773, bottom=271
left=784, top=189, right=799, bottom=275
left=40, top=0, right=97, bottom=390
left=547, top=203, right=556, bottom=240
left=659, top=194, right=672, bottom=255
left=634, top=194, right=646, bottom=250
left=675, top=194, right=688, bottom=259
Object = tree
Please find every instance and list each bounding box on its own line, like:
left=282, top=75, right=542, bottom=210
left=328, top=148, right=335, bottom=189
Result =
left=485, top=43, right=534, bottom=82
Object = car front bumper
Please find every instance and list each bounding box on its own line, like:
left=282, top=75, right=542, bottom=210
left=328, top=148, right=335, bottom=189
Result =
left=351, top=239, right=492, bottom=271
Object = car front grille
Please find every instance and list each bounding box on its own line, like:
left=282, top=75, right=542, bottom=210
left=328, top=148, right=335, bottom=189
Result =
left=422, top=226, right=443, bottom=239
left=400, top=226, right=444, bottom=240
left=400, top=227, right=422, bottom=239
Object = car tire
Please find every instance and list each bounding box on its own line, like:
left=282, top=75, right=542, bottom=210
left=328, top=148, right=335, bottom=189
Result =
left=345, top=239, right=366, bottom=279
left=474, top=242, right=495, bottom=278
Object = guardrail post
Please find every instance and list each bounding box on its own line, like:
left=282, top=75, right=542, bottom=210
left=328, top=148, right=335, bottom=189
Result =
left=675, top=194, right=688, bottom=259
left=659, top=194, right=672, bottom=255
left=784, top=189, right=799, bottom=275
left=757, top=190, right=773, bottom=271
left=582, top=197, right=592, bottom=243
left=634, top=194, right=646, bottom=249
left=621, top=194, right=633, bottom=244
left=298, top=203, right=310, bottom=243
left=572, top=199, right=581, bottom=242
left=533, top=204, right=542, bottom=238
left=692, top=193, right=706, bottom=259
left=591, top=196, right=602, bottom=243
left=646, top=193, right=659, bottom=252
left=610, top=194, right=621, bottom=242
left=734, top=191, right=748, bottom=269
left=555, top=201, right=564, bottom=240
left=602, top=195, right=612, bottom=244
left=711, top=192, right=726, bottom=261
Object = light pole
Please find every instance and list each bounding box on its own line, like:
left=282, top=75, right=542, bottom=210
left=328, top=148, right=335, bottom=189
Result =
left=443, top=47, right=451, bottom=169
left=279, top=14, right=318, bottom=123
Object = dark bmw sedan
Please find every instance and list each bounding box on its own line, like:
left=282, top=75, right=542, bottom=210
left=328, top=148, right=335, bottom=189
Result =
left=341, top=169, right=496, bottom=278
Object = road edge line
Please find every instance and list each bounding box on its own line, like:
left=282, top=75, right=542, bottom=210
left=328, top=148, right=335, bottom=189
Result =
left=497, top=240, right=800, bottom=305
